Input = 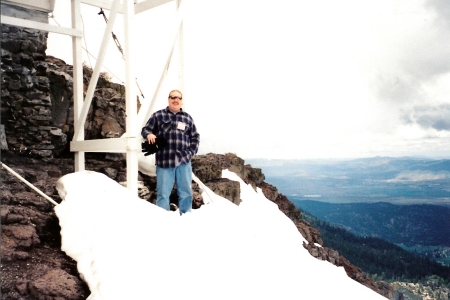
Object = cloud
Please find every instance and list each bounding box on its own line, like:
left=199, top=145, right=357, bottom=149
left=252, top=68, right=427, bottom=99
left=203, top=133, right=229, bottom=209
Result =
left=426, top=0, right=450, bottom=25
left=387, top=171, right=448, bottom=182
left=402, top=104, right=450, bottom=131
left=366, top=1, right=450, bottom=105
left=46, top=0, right=450, bottom=159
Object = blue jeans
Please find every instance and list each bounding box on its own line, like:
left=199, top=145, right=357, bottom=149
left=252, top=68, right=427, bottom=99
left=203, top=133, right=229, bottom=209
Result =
left=156, top=162, right=193, bottom=214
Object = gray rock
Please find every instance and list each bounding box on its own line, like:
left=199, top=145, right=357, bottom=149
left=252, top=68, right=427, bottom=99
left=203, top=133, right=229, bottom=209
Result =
left=205, top=178, right=241, bottom=205
left=1, top=124, right=9, bottom=150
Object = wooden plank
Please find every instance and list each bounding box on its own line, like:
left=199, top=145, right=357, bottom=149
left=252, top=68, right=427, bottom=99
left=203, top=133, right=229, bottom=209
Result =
left=73, top=0, right=121, bottom=141
left=49, top=0, right=55, bottom=11
left=81, top=0, right=124, bottom=14
left=1, top=162, right=59, bottom=206
left=124, top=0, right=137, bottom=137
left=134, top=0, right=173, bottom=15
left=80, top=0, right=172, bottom=16
left=2, top=0, right=54, bottom=12
left=124, top=0, right=139, bottom=193
left=177, top=0, right=185, bottom=94
left=71, top=139, right=127, bottom=152
left=72, top=0, right=85, bottom=171
left=137, top=2, right=183, bottom=128
left=0, top=15, right=83, bottom=37
left=70, top=138, right=141, bottom=152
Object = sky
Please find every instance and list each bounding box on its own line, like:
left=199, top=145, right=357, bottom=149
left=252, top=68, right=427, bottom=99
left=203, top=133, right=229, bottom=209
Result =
left=46, top=0, right=450, bottom=160
left=54, top=158, right=386, bottom=300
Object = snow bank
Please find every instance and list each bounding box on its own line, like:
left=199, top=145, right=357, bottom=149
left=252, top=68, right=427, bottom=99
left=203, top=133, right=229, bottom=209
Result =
left=54, top=170, right=385, bottom=300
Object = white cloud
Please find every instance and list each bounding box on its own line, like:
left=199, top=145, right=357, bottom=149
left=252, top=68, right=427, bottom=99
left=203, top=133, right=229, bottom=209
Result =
left=403, top=104, right=450, bottom=131
left=387, top=171, right=449, bottom=182
left=46, top=0, right=450, bottom=159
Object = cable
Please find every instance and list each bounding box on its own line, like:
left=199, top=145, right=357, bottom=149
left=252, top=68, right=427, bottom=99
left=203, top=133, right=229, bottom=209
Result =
left=98, top=8, right=145, bottom=98
left=49, top=10, right=144, bottom=97
left=48, top=13, right=61, bottom=26
left=82, top=47, right=125, bottom=84
left=98, top=8, right=125, bottom=59
left=48, top=12, right=125, bottom=84
left=80, top=14, right=93, bottom=69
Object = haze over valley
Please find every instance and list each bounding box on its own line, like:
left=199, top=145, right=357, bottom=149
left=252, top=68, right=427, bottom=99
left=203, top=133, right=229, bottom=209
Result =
left=249, top=157, right=450, bottom=206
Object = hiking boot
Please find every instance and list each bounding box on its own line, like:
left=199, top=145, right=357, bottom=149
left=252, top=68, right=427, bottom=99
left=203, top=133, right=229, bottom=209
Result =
left=170, top=203, right=178, bottom=211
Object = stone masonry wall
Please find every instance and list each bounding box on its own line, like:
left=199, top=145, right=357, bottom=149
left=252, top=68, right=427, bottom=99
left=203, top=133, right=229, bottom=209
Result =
left=1, top=24, right=65, bottom=158
left=1, top=24, right=128, bottom=158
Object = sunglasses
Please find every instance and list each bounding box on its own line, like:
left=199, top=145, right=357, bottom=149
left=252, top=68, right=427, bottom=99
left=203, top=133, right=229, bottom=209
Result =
left=169, top=96, right=182, bottom=100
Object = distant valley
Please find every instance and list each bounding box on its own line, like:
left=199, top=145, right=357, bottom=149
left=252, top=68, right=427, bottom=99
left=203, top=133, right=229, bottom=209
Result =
left=248, top=156, right=450, bottom=206
left=291, top=200, right=450, bottom=247
left=248, top=156, right=450, bottom=267
left=294, top=200, right=450, bottom=265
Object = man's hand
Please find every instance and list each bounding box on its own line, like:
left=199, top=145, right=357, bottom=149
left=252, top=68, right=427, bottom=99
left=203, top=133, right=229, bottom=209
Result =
left=142, top=136, right=167, bottom=156
left=147, top=134, right=156, bottom=144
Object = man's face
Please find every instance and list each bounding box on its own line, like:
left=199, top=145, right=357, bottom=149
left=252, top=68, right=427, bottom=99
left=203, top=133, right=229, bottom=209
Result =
left=168, top=91, right=182, bottom=111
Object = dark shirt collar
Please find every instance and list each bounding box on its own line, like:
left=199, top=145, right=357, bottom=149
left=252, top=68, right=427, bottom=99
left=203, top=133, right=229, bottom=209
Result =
left=165, top=106, right=184, bottom=114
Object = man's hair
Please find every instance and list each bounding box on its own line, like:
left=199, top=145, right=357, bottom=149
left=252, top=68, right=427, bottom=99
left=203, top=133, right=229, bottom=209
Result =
left=168, top=90, right=183, bottom=98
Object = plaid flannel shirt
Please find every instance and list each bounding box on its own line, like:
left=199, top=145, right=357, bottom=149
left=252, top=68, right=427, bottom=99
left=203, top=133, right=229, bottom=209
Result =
left=141, top=107, right=200, bottom=168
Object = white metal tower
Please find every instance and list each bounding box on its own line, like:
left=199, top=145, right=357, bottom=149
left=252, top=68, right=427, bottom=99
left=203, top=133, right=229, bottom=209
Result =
left=1, top=0, right=185, bottom=195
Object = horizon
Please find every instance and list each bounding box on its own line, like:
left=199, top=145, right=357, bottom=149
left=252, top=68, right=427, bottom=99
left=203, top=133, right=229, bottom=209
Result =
left=250, top=155, right=450, bottom=207
left=245, top=154, right=450, bottom=162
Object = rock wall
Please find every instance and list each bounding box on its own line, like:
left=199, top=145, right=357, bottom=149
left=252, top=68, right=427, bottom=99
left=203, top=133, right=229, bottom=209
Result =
left=1, top=24, right=58, bottom=157
left=1, top=24, right=128, bottom=158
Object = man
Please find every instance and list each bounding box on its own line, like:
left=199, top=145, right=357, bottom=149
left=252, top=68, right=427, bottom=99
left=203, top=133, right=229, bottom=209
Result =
left=141, top=90, right=200, bottom=214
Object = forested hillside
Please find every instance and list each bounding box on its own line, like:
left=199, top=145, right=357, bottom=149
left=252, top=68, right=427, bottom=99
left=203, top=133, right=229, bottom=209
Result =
left=302, top=212, right=450, bottom=280
left=293, top=200, right=450, bottom=247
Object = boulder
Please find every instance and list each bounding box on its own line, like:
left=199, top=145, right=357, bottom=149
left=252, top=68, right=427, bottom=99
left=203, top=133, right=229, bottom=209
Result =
left=29, top=269, right=86, bottom=300
left=204, top=178, right=241, bottom=205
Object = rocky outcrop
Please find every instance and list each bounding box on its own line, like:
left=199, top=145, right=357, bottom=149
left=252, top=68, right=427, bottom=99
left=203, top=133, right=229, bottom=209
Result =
left=29, top=269, right=86, bottom=300
left=191, top=152, right=265, bottom=187
left=340, top=256, right=395, bottom=299
left=202, top=178, right=240, bottom=205
left=191, top=153, right=265, bottom=205
left=0, top=153, right=88, bottom=299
